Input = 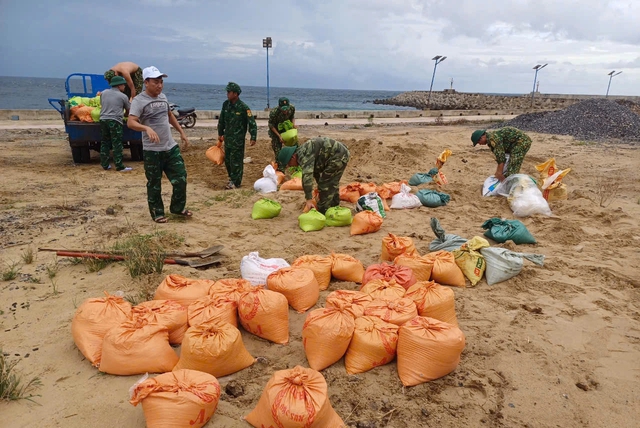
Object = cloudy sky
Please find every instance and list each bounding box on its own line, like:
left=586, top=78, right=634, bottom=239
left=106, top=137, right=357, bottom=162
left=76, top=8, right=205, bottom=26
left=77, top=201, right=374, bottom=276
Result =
left=1, top=0, right=639, bottom=95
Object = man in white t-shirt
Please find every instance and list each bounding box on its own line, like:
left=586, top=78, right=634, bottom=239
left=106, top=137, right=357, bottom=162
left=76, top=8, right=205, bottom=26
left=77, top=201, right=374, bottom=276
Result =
left=127, top=66, right=191, bottom=223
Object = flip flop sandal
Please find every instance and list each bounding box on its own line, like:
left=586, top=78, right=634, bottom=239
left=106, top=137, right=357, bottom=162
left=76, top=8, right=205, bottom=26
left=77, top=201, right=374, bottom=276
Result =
left=154, top=216, right=168, bottom=223
left=175, top=210, right=192, bottom=217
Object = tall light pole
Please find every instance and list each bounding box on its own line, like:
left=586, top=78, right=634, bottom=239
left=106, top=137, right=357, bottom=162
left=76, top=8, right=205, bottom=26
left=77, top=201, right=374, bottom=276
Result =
left=263, top=37, right=272, bottom=109
left=427, top=55, right=446, bottom=108
left=606, top=70, right=622, bottom=97
left=531, top=63, right=547, bottom=107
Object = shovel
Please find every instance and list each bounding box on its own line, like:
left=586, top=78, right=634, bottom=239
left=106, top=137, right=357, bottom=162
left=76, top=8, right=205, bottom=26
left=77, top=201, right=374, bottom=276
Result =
left=38, top=245, right=224, bottom=259
left=52, top=251, right=223, bottom=268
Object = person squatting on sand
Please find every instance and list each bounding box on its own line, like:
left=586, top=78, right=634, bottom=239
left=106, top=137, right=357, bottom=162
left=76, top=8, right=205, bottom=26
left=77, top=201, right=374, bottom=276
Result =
left=104, top=62, right=144, bottom=101
left=471, top=126, right=532, bottom=182
left=278, top=136, right=351, bottom=214
left=268, top=97, right=297, bottom=170
left=217, top=82, right=258, bottom=190
left=127, top=66, right=191, bottom=224
left=99, top=76, right=131, bottom=172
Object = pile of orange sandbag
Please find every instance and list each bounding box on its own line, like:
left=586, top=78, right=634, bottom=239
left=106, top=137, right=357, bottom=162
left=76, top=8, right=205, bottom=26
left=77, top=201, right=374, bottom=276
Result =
left=340, top=180, right=408, bottom=212
left=301, top=267, right=465, bottom=383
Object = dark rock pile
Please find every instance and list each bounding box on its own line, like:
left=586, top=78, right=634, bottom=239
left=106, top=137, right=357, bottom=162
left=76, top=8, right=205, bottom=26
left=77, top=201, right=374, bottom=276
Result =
left=492, top=99, right=640, bottom=142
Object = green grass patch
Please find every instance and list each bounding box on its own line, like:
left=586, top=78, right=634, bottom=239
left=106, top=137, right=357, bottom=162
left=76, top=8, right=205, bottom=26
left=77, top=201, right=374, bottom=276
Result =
left=0, top=351, right=42, bottom=403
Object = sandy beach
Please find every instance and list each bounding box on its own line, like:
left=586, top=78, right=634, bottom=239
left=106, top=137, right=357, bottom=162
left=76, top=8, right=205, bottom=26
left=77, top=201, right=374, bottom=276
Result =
left=1, top=121, right=639, bottom=428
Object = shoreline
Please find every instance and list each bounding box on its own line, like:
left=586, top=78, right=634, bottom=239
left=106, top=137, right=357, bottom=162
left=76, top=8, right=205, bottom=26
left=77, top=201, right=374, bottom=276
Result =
left=0, top=114, right=516, bottom=130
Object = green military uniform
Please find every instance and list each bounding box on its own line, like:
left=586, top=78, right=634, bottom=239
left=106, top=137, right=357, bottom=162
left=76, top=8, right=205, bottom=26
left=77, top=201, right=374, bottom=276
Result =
left=217, top=82, right=258, bottom=187
left=485, top=127, right=532, bottom=177
left=297, top=137, right=350, bottom=214
left=99, top=120, right=124, bottom=170
left=268, top=97, right=296, bottom=170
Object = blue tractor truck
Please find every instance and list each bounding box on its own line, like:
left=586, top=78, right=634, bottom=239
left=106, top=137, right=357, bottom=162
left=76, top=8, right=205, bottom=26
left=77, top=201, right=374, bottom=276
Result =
left=48, top=73, right=143, bottom=164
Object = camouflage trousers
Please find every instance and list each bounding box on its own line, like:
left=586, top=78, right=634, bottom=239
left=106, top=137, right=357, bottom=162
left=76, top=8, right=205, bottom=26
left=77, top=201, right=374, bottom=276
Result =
left=224, top=138, right=245, bottom=187
left=314, top=149, right=350, bottom=214
left=270, top=136, right=283, bottom=171
left=505, top=137, right=532, bottom=177
left=100, top=119, right=125, bottom=170
left=103, top=67, right=143, bottom=99
left=143, top=145, right=187, bottom=220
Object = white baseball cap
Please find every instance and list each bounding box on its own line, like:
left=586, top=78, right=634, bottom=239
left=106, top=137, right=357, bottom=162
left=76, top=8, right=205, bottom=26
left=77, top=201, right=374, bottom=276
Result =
left=142, top=66, right=168, bottom=80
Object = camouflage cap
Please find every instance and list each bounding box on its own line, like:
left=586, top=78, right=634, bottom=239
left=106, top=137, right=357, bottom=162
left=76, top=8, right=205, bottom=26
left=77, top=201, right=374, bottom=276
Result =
left=225, top=82, right=242, bottom=94
left=279, top=97, right=291, bottom=110
left=471, top=129, right=486, bottom=146
left=104, top=70, right=116, bottom=83
left=277, top=144, right=298, bottom=167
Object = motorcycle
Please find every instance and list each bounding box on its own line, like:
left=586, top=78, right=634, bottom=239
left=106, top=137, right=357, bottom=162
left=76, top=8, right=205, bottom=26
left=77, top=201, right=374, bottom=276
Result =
left=170, top=103, right=197, bottom=128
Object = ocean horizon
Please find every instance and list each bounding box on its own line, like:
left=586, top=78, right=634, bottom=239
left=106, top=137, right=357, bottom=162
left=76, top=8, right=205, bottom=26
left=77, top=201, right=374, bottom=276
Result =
left=0, top=76, right=526, bottom=111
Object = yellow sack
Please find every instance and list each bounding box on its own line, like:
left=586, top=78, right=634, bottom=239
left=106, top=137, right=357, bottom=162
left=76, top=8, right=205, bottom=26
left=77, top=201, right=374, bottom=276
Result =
left=437, top=149, right=452, bottom=165
left=535, top=158, right=571, bottom=200
left=452, top=236, right=490, bottom=287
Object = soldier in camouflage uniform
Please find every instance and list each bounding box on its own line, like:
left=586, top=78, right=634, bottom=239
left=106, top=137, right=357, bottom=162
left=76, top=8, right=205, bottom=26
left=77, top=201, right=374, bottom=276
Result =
left=217, top=82, right=258, bottom=189
left=277, top=137, right=350, bottom=214
left=268, top=97, right=296, bottom=170
left=471, top=127, right=532, bottom=181
left=128, top=66, right=191, bottom=223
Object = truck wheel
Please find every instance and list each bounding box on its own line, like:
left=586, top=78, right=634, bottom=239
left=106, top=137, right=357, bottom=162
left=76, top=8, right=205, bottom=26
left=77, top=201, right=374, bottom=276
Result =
left=184, top=115, right=196, bottom=128
left=71, top=147, right=91, bottom=163
left=130, top=145, right=144, bottom=161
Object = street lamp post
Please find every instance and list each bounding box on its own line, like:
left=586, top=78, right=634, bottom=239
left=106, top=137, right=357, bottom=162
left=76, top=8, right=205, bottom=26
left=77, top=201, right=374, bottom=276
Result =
left=606, top=70, right=622, bottom=97
left=531, top=63, right=547, bottom=107
left=262, top=37, right=272, bottom=109
left=427, top=55, right=447, bottom=108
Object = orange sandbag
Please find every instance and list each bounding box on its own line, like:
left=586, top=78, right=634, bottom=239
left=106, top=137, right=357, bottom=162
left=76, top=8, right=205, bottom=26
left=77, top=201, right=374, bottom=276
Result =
left=330, top=252, right=365, bottom=283
left=154, top=274, right=215, bottom=307
left=360, top=278, right=406, bottom=301
left=292, top=254, right=333, bottom=291
left=350, top=211, right=383, bottom=236
left=238, top=286, right=289, bottom=344
left=188, top=294, right=238, bottom=328
left=245, top=366, right=344, bottom=428
left=404, top=281, right=458, bottom=326
left=376, top=181, right=408, bottom=199
left=280, top=177, right=303, bottom=190
left=397, top=316, right=466, bottom=385
left=205, top=146, right=224, bottom=165
left=381, top=233, right=418, bottom=261
left=130, top=369, right=221, bottom=428
left=359, top=182, right=377, bottom=195
left=267, top=267, right=320, bottom=313
left=345, top=316, right=399, bottom=374
left=339, top=183, right=362, bottom=203
left=325, top=290, right=373, bottom=318
left=70, top=105, right=94, bottom=122
left=394, top=254, right=434, bottom=282
left=302, top=305, right=355, bottom=371
left=208, top=278, right=252, bottom=303
left=100, top=318, right=178, bottom=375
left=422, top=251, right=466, bottom=287
left=363, top=262, right=417, bottom=290
left=363, top=298, right=418, bottom=326
left=71, top=292, right=132, bottom=367
left=132, top=300, right=188, bottom=345
left=174, top=321, right=254, bottom=378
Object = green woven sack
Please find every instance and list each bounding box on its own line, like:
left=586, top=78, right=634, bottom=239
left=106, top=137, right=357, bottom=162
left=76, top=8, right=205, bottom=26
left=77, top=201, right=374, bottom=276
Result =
left=416, top=189, right=451, bottom=207
left=325, top=206, right=352, bottom=227
left=287, top=166, right=302, bottom=179
left=251, top=198, right=282, bottom=220
left=481, top=217, right=536, bottom=244
left=298, top=208, right=326, bottom=232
